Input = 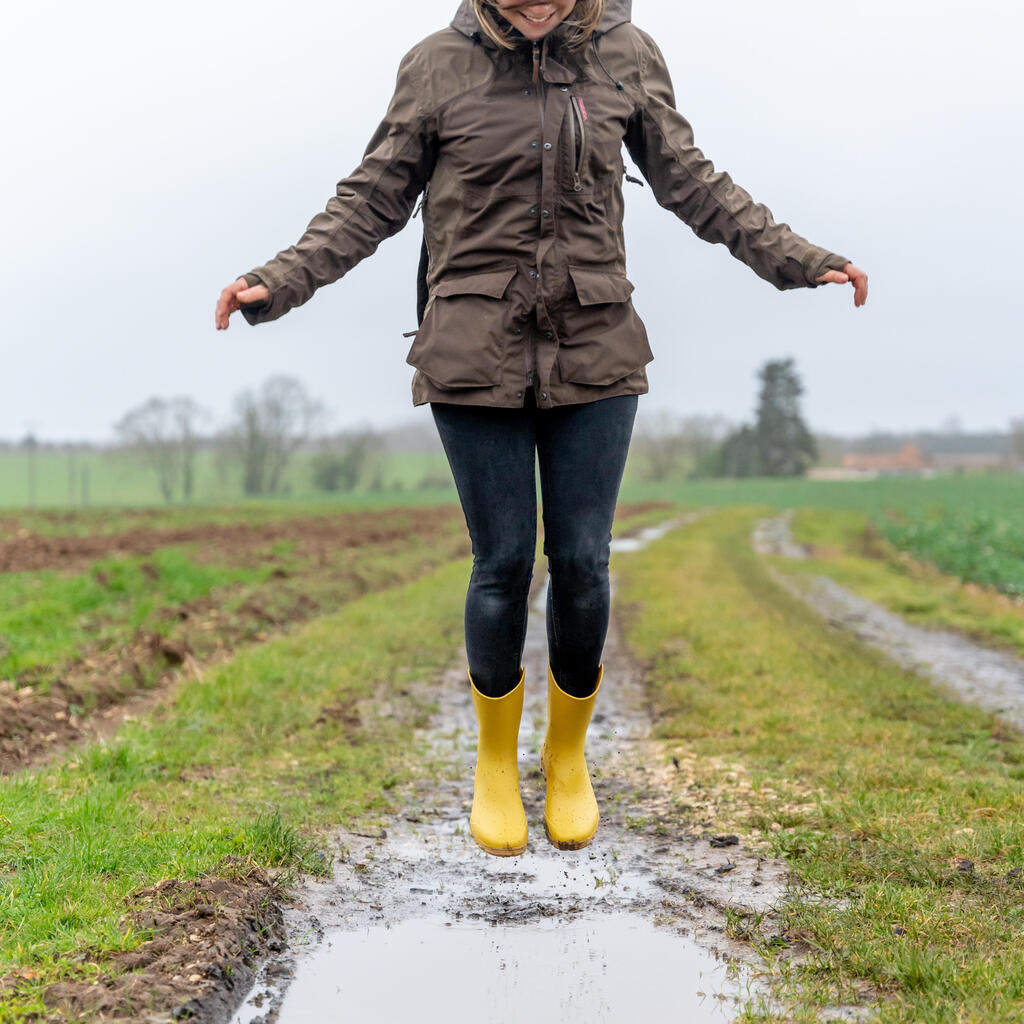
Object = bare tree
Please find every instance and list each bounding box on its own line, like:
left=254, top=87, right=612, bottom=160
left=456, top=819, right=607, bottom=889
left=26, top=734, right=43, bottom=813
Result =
left=224, top=376, right=324, bottom=496
left=1010, top=418, right=1024, bottom=468
left=171, top=397, right=208, bottom=501
left=630, top=411, right=730, bottom=481
left=115, top=397, right=211, bottom=502
left=115, top=398, right=179, bottom=502
left=312, top=429, right=384, bottom=493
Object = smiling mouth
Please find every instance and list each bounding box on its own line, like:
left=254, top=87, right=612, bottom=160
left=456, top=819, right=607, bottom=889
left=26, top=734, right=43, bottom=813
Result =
left=520, top=9, right=555, bottom=24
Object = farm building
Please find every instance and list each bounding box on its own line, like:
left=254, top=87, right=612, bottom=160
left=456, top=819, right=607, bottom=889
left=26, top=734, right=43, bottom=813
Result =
left=842, top=443, right=931, bottom=476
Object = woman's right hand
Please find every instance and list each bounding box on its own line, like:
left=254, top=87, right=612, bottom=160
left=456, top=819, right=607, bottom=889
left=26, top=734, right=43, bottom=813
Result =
left=215, top=277, right=270, bottom=330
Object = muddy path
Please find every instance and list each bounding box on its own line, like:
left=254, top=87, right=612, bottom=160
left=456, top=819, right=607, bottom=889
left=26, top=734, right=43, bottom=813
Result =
left=754, top=513, right=1024, bottom=732
left=226, top=515, right=817, bottom=1024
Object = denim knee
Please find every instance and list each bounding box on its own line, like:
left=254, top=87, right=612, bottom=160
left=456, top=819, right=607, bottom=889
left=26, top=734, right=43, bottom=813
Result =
left=547, top=545, right=609, bottom=595
left=472, top=545, right=535, bottom=593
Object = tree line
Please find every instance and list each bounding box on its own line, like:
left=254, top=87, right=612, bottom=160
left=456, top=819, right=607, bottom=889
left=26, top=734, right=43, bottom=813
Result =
left=114, top=375, right=384, bottom=502
left=632, top=358, right=817, bottom=481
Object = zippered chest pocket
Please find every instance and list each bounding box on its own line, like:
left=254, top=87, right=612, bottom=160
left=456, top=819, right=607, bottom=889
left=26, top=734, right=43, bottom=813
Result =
left=566, top=93, right=588, bottom=193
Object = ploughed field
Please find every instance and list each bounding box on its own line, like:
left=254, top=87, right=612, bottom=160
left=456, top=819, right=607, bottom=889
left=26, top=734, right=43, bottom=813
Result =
left=0, top=504, right=473, bottom=773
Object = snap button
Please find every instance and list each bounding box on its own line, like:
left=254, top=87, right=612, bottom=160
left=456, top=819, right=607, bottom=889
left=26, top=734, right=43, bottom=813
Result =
left=516, top=391, right=524, bottom=398
left=528, top=269, right=538, bottom=279
left=522, top=88, right=531, bottom=95
left=540, top=392, right=548, bottom=400
left=560, top=85, right=569, bottom=92
left=513, top=326, right=523, bottom=335
left=543, top=142, right=553, bottom=151
left=541, top=209, right=550, bottom=218
left=544, top=331, right=554, bottom=340
left=529, top=206, right=537, bottom=215
left=530, top=141, right=539, bottom=149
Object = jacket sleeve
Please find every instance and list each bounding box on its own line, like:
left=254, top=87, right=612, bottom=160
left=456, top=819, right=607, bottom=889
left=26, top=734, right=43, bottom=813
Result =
left=240, top=47, right=438, bottom=326
left=623, top=31, right=848, bottom=290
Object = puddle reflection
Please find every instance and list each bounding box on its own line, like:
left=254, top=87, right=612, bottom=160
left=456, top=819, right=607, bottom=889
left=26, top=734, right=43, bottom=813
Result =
left=257, top=914, right=740, bottom=1023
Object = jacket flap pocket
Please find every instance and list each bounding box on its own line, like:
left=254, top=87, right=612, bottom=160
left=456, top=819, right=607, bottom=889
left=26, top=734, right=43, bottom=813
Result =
left=568, top=266, right=635, bottom=306
left=433, top=266, right=517, bottom=299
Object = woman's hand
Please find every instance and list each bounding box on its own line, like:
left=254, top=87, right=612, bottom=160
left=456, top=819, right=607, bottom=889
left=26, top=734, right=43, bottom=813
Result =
left=816, top=262, right=868, bottom=307
left=215, top=278, right=271, bottom=330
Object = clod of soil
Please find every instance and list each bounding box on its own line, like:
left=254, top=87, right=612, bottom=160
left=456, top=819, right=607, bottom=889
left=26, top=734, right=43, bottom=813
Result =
left=33, top=861, right=284, bottom=1024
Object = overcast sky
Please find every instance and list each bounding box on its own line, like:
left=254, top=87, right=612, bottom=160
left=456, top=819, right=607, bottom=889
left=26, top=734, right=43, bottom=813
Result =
left=3, top=0, right=1022, bottom=442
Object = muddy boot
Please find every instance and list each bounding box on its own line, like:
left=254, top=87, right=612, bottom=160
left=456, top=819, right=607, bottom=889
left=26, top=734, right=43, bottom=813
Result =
left=468, top=667, right=528, bottom=857
left=540, top=664, right=603, bottom=850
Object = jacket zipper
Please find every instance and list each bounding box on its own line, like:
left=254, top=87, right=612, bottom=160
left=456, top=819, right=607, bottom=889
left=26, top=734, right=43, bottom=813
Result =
left=412, top=180, right=429, bottom=219
left=569, top=95, right=586, bottom=192
left=526, top=41, right=545, bottom=400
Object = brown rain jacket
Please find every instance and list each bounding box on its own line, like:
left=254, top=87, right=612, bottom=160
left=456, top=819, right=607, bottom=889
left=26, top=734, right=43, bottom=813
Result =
left=240, top=0, right=849, bottom=409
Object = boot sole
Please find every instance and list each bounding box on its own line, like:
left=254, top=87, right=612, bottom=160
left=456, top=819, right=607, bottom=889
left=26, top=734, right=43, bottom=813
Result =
left=472, top=833, right=527, bottom=857
left=543, top=819, right=596, bottom=851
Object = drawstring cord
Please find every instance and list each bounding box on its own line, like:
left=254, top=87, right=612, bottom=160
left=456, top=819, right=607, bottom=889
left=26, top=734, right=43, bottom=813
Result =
left=593, top=33, right=624, bottom=91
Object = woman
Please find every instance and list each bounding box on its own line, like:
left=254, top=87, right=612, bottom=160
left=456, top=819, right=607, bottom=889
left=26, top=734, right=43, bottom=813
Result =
left=215, top=0, right=868, bottom=858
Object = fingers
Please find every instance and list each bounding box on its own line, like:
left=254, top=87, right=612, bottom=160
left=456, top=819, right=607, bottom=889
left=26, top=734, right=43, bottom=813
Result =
left=214, top=277, right=249, bottom=330
left=818, top=264, right=869, bottom=308
left=844, top=263, right=869, bottom=308
left=816, top=270, right=850, bottom=285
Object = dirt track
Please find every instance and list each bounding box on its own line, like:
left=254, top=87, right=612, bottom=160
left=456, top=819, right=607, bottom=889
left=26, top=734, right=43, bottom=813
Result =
left=754, top=513, right=1024, bottom=731
left=226, top=516, right=863, bottom=1023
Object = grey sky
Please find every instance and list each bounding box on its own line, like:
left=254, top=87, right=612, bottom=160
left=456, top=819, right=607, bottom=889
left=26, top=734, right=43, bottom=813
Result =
left=3, top=0, right=1022, bottom=441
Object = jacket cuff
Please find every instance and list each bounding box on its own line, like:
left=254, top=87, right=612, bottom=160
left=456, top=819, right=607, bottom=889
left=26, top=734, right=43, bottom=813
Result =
left=238, top=269, right=276, bottom=325
left=803, top=251, right=850, bottom=288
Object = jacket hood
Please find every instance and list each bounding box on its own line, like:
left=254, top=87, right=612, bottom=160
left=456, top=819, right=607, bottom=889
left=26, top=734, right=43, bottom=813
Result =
left=451, top=0, right=632, bottom=43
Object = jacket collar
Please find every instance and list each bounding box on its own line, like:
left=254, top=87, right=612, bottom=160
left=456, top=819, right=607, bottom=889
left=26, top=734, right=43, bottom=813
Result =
left=450, top=0, right=633, bottom=46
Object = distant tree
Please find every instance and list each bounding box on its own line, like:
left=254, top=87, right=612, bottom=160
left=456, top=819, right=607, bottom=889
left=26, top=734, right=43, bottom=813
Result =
left=115, top=398, right=180, bottom=502
left=115, top=397, right=209, bottom=502
left=631, top=411, right=731, bottom=481
left=224, top=376, right=324, bottom=496
left=1010, top=418, right=1024, bottom=467
left=755, top=358, right=817, bottom=476
left=171, top=398, right=208, bottom=500
left=312, top=430, right=382, bottom=493
left=694, top=423, right=762, bottom=478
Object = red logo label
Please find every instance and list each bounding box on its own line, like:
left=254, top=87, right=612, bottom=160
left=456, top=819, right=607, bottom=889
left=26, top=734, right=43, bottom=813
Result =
left=578, top=97, right=588, bottom=122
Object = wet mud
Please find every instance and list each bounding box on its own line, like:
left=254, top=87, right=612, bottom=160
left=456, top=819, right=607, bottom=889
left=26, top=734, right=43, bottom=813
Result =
left=755, top=513, right=1024, bottom=731
left=10, top=862, right=286, bottom=1023
left=228, top=515, right=809, bottom=1024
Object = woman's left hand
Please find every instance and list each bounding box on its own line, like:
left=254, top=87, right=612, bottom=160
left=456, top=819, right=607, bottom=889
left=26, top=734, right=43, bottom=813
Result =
left=817, top=263, right=868, bottom=307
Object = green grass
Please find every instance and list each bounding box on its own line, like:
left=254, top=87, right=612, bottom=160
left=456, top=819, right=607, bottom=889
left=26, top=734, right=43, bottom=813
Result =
left=0, top=557, right=470, bottom=1017
left=0, top=550, right=265, bottom=685
left=0, top=448, right=457, bottom=510
left=614, top=508, right=1024, bottom=1023
left=787, top=508, right=1024, bottom=656
left=616, top=473, right=1024, bottom=521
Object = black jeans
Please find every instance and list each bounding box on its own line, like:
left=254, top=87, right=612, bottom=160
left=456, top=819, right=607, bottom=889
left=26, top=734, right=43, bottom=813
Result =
left=431, top=392, right=638, bottom=699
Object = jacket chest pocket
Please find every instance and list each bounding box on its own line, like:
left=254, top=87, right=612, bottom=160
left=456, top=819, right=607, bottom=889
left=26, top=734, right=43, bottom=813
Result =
left=557, top=266, right=654, bottom=386
left=405, top=266, right=517, bottom=389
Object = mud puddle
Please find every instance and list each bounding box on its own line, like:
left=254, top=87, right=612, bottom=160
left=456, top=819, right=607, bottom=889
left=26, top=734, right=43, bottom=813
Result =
left=230, top=513, right=795, bottom=1024
left=244, top=914, right=738, bottom=1024
left=755, top=513, right=1024, bottom=731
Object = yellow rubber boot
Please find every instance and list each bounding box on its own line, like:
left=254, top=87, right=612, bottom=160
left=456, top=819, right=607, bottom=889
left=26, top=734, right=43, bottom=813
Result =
left=468, top=667, right=528, bottom=857
left=540, top=664, right=603, bottom=850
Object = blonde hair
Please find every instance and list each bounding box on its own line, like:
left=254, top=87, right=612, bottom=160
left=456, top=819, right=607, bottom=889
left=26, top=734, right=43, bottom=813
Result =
left=471, top=1, right=605, bottom=52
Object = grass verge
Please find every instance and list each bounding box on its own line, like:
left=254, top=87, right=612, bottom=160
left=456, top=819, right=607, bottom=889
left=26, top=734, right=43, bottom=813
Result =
left=614, top=508, right=1024, bottom=1023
